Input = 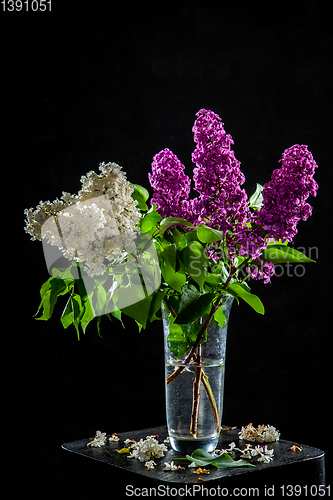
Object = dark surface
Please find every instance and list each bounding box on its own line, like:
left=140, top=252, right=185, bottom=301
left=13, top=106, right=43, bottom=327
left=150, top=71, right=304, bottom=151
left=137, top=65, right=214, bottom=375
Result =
left=61, top=425, right=325, bottom=498
left=3, top=1, right=332, bottom=497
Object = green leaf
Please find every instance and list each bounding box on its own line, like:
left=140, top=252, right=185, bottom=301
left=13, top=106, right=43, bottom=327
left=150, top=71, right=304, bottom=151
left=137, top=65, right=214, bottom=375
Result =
left=148, top=289, right=166, bottom=321
left=167, top=322, right=203, bottom=359
left=248, top=183, right=263, bottom=209
left=182, top=448, right=255, bottom=469
left=160, top=244, right=186, bottom=293
left=71, top=293, right=84, bottom=338
left=140, top=206, right=162, bottom=233
left=80, top=294, right=96, bottom=333
left=262, top=244, right=315, bottom=264
left=35, top=278, right=73, bottom=321
left=197, top=224, right=224, bottom=243
left=177, top=284, right=201, bottom=315
left=131, top=183, right=149, bottom=201
left=61, top=296, right=74, bottom=329
left=227, top=283, right=265, bottom=315
left=213, top=306, right=226, bottom=327
left=159, top=217, right=194, bottom=236
left=204, top=273, right=222, bottom=287
left=121, top=294, right=152, bottom=329
left=131, top=184, right=149, bottom=211
left=174, top=292, right=215, bottom=324
left=180, top=241, right=209, bottom=288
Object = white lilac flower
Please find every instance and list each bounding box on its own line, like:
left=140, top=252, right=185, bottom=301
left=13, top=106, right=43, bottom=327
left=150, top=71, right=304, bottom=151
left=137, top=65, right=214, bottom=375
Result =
left=109, top=433, right=120, bottom=442
left=240, top=443, right=253, bottom=459
left=127, top=435, right=167, bottom=463
left=124, top=439, right=137, bottom=446
left=24, top=162, right=141, bottom=277
left=145, top=460, right=157, bottom=470
left=239, top=423, right=280, bottom=443
left=87, top=430, right=107, bottom=448
left=252, top=445, right=274, bottom=463
left=163, top=461, right=179, bottom=471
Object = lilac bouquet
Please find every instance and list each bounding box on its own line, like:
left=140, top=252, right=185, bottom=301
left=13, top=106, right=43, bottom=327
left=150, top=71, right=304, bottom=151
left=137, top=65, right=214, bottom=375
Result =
left=25, top=108, right=318, bottom=340
left=25, top=108, right=318, bottom=449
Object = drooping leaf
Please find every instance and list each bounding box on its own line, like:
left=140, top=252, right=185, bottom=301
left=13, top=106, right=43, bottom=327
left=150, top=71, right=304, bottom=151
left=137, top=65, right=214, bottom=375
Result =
left=180, top=241, right=209, bottom=288
left=262, top=244, right=315, bottom=264
left=213, top=305, right=226, bottom=327
left=80, top=293, right=96, bottom=333
left=174, top=292, right=215, bottom=324
left=197, top=224, right=224, bottom=243
left=148, top=289, right=166, bottom=321
left=159, top=217, right=194, bottom=236
left=160, top=244, right=186, bottom=293
left=227, top=283, right=265, bottom=315
left=35, top=278, right=73, bottom=320
left=121, top=294, right=152, bottom=329
left=167, top=322, right=203, bottom=359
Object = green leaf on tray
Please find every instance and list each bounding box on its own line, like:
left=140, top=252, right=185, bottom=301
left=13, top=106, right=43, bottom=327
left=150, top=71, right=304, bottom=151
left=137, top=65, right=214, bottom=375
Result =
left=174, top=448, right=255, bottom=469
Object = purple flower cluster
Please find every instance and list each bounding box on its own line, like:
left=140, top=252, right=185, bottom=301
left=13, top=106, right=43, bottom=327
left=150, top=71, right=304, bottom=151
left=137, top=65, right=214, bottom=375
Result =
left=192, top=109, right=249, bottom=232
left=148, top=110, right=318, bottom=285
left=257, top=145, right=318, bottom=242
left=148, top=148, right=193, bottom=220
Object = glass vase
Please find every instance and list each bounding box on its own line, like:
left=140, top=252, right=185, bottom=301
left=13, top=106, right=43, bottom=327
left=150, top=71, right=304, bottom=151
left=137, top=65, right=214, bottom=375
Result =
left=162, top=295, right=234, bottom=454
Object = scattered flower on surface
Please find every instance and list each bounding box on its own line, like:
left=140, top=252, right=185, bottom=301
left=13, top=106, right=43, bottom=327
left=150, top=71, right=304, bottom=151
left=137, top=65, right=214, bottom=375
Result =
left=109, top=433, right=120, bottom=442
left=291, top=445, right=303, bottom=452
left=124, top=439, right=137, bottom=446
left=194, top=468, right=210, bottom=475
left=127, top=435, right=168, bottom=463
left=254, top=445, right=275, bottom=463
left=239, top=423, right=280, bottom=443
left=87, top=430, right=107, bottom=448
left=145, top=460, right=157, bottom=470
left=215, top=440, right=275, bottom=464
left=163, top=461, right=185, bottom=472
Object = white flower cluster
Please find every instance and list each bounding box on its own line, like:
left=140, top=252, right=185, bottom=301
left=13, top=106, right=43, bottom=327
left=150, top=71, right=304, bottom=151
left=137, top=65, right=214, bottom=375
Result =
left=24, top=162, right=141, bottom=277
left=240, top=444, right=275, bottom=464
left=127, top=435, right=168, bottom=465
left=87, top=430, right=108, bottom=448
left=238, top=423, right=280, bottom=443
left=215, top=441, right=274, bottom=464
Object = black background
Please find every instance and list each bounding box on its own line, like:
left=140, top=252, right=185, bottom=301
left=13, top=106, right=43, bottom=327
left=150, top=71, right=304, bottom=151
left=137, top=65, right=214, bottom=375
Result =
left=4, top=1, right=332, bottom=497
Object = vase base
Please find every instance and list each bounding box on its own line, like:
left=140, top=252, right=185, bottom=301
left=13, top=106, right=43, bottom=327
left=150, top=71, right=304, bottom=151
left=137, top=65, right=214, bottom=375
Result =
left=169, top=435, right=219, bottom=454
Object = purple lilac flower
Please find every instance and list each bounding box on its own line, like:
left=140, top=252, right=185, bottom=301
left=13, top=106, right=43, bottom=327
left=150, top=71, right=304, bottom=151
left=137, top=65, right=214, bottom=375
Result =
left=257, top=144, right=318, bottom=242
left=192, top=109, right=249, bottom=232
left=246, top=261, right=275, bottom=285
left=148, top=148, right=193, bottom=220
